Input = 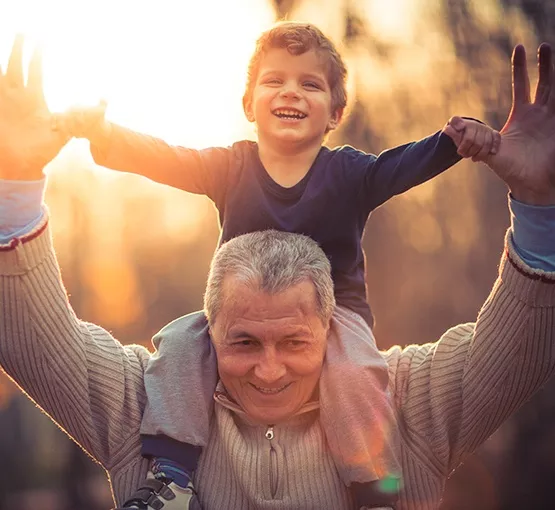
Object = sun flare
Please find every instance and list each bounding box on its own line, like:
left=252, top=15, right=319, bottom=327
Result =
left=1, top=0, right=275, bottom=147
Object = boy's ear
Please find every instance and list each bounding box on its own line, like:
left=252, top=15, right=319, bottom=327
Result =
left=243, top=95, right=255, bottom=122
left=327, top=107, right=344, bottom=131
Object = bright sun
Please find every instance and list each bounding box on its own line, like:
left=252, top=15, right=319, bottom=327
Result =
left=1, top=0, right=275, bottom=147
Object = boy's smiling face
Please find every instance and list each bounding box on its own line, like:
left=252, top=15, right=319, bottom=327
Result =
left=244, top=48, right=343, bottom=153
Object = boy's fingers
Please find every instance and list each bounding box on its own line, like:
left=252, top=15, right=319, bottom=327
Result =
left=447, top=115, right=466, bottom=132
left=442, top=124, right=463, bottom=146
left=61, top=102, right=107, bottom=137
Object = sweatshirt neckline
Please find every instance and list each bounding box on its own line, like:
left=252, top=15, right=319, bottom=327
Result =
left=252, top=143, right=328, bottom=200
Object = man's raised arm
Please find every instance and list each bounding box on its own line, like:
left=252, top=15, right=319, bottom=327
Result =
left=387, top=43, right=555, bottom=482
left=0, top=36, right=149, bottom=475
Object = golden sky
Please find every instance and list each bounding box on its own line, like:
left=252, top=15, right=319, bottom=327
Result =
left=0, top=0, right=279, bottom=146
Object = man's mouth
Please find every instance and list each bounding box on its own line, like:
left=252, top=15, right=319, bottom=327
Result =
left=250, top=382, right=292, bottom=395
left=272, top=108, right=307, bottom=120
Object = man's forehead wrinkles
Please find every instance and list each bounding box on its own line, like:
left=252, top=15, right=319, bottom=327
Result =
left=228, top=319, right=312, bottom=333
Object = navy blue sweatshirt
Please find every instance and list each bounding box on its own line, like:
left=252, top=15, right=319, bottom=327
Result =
left=91, top=126, right=462, bottom=326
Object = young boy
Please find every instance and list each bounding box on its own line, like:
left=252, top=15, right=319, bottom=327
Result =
left=67, top=22, right=499, bottom=510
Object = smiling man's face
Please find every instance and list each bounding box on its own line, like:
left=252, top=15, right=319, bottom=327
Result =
left=210, top=276, right=329, bottom=425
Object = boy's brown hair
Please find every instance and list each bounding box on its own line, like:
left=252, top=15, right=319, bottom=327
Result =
left=243, top=21, right=348, bottom=116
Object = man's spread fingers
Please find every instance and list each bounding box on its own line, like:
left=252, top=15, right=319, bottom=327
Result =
left=512, top=44, right=531, bottom=106
left=6, top=34, right=25, bottom=88
left=28, top=46, right=46, bottom=106
left=543, top=45, right=555, bottom=113
left=534, top=43, right=552, bottom=105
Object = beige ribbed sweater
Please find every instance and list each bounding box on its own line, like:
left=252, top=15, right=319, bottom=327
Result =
left=1, top=216, right=554, bottom=510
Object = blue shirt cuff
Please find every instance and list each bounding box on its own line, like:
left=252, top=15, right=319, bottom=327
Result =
left=510, top=195, right=555, bottom=271
left=0, top=178, right=46, bottom=243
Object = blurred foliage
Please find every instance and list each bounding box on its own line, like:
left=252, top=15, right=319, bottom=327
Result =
left=1, top=0, right=555, bottom=508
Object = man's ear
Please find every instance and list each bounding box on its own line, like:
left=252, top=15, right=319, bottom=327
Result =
left=243, top=95, right=255, bottom=122
left=327, top=107, right=344, bottom=131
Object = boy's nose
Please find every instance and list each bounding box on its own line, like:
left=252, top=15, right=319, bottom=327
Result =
left=280, top=85, right=301, bottom=99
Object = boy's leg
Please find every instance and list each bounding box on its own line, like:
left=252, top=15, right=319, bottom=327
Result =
left=140, top=311, right=218, bottom=490
left=320, top=306, right=401, bottom=509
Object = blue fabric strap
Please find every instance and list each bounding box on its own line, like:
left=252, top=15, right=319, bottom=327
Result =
left=151, top=457, right=192, bottom=489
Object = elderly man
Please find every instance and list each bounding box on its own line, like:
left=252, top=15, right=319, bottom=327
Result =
left=1, top=35, right=555, bottom=510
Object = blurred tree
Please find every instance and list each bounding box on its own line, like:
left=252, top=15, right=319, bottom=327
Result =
left=2, top=1, right=555, bottom=509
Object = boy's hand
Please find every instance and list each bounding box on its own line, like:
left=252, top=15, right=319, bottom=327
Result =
left=54, top=99, right=111, bottom=143
left=443, top=116, right=501, bottom=162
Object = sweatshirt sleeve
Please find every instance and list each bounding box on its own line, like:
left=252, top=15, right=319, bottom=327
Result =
left=0, top=178, right=46, bottom=242
left=387, top=230, right=555, bottom=478
left=0, top=216, right=150, bottom=470
left=90, top=122, right=232, bottom=202
left=360, top=131, right=461, bottom=212
left=510, top=195, right=555, bottom=271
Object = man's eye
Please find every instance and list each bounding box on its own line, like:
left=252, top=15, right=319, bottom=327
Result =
left=234, top=340, right=255, bottom=347
left=286, top=340, right=306, bottom=349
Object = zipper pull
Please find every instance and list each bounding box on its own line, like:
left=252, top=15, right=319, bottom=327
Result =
left=265, top=425, right=274, bottom=440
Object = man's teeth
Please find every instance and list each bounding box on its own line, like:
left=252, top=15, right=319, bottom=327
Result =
left=273, top=109, right=307, bottom=119
left=253, top=384, right=289, bottom=394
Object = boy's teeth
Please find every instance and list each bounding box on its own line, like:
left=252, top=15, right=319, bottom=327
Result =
left=274, top=109, right=306, bottom=119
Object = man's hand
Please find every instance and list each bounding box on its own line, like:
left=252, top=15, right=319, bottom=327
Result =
left=486, top=43, right=555, bottom=206
left=0, top=35, right=70, bottom=181
left=443, top=117, right=501, bottom=162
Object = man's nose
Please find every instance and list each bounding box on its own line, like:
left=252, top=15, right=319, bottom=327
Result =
left=254, top=350, right=287, bottom=383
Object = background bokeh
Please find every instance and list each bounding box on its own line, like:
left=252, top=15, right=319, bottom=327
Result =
left=1, top=0, right=555, bottom=508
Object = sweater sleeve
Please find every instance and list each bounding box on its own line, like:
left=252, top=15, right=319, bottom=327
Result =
left=90, top=122, right=232, bottom=202
left=387, top=232, right=555, bottom=476
left=0, top=216, right=150, bottom=471
left=360, top=131, right=461, bottom=212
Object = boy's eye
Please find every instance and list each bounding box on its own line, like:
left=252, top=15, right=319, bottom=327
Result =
left=304, top=81, right=321, bottom=89
left=263, top=78, right=281, bottom=85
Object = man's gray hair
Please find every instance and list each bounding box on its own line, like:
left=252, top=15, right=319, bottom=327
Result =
left=204, top=230, right=335, bottom=325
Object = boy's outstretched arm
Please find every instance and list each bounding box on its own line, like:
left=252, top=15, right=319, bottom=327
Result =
left=57, top=102, right=230, bottom=200
left=443, top=116, right=501, bottom=162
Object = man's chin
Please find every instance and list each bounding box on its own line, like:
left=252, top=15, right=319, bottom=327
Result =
left=243, top=398, right=296, bottom=424
left=247, top=408, right=294, bottom=425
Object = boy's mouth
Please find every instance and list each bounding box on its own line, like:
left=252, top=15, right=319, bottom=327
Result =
left=272, top=108, right=307, bottom=120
